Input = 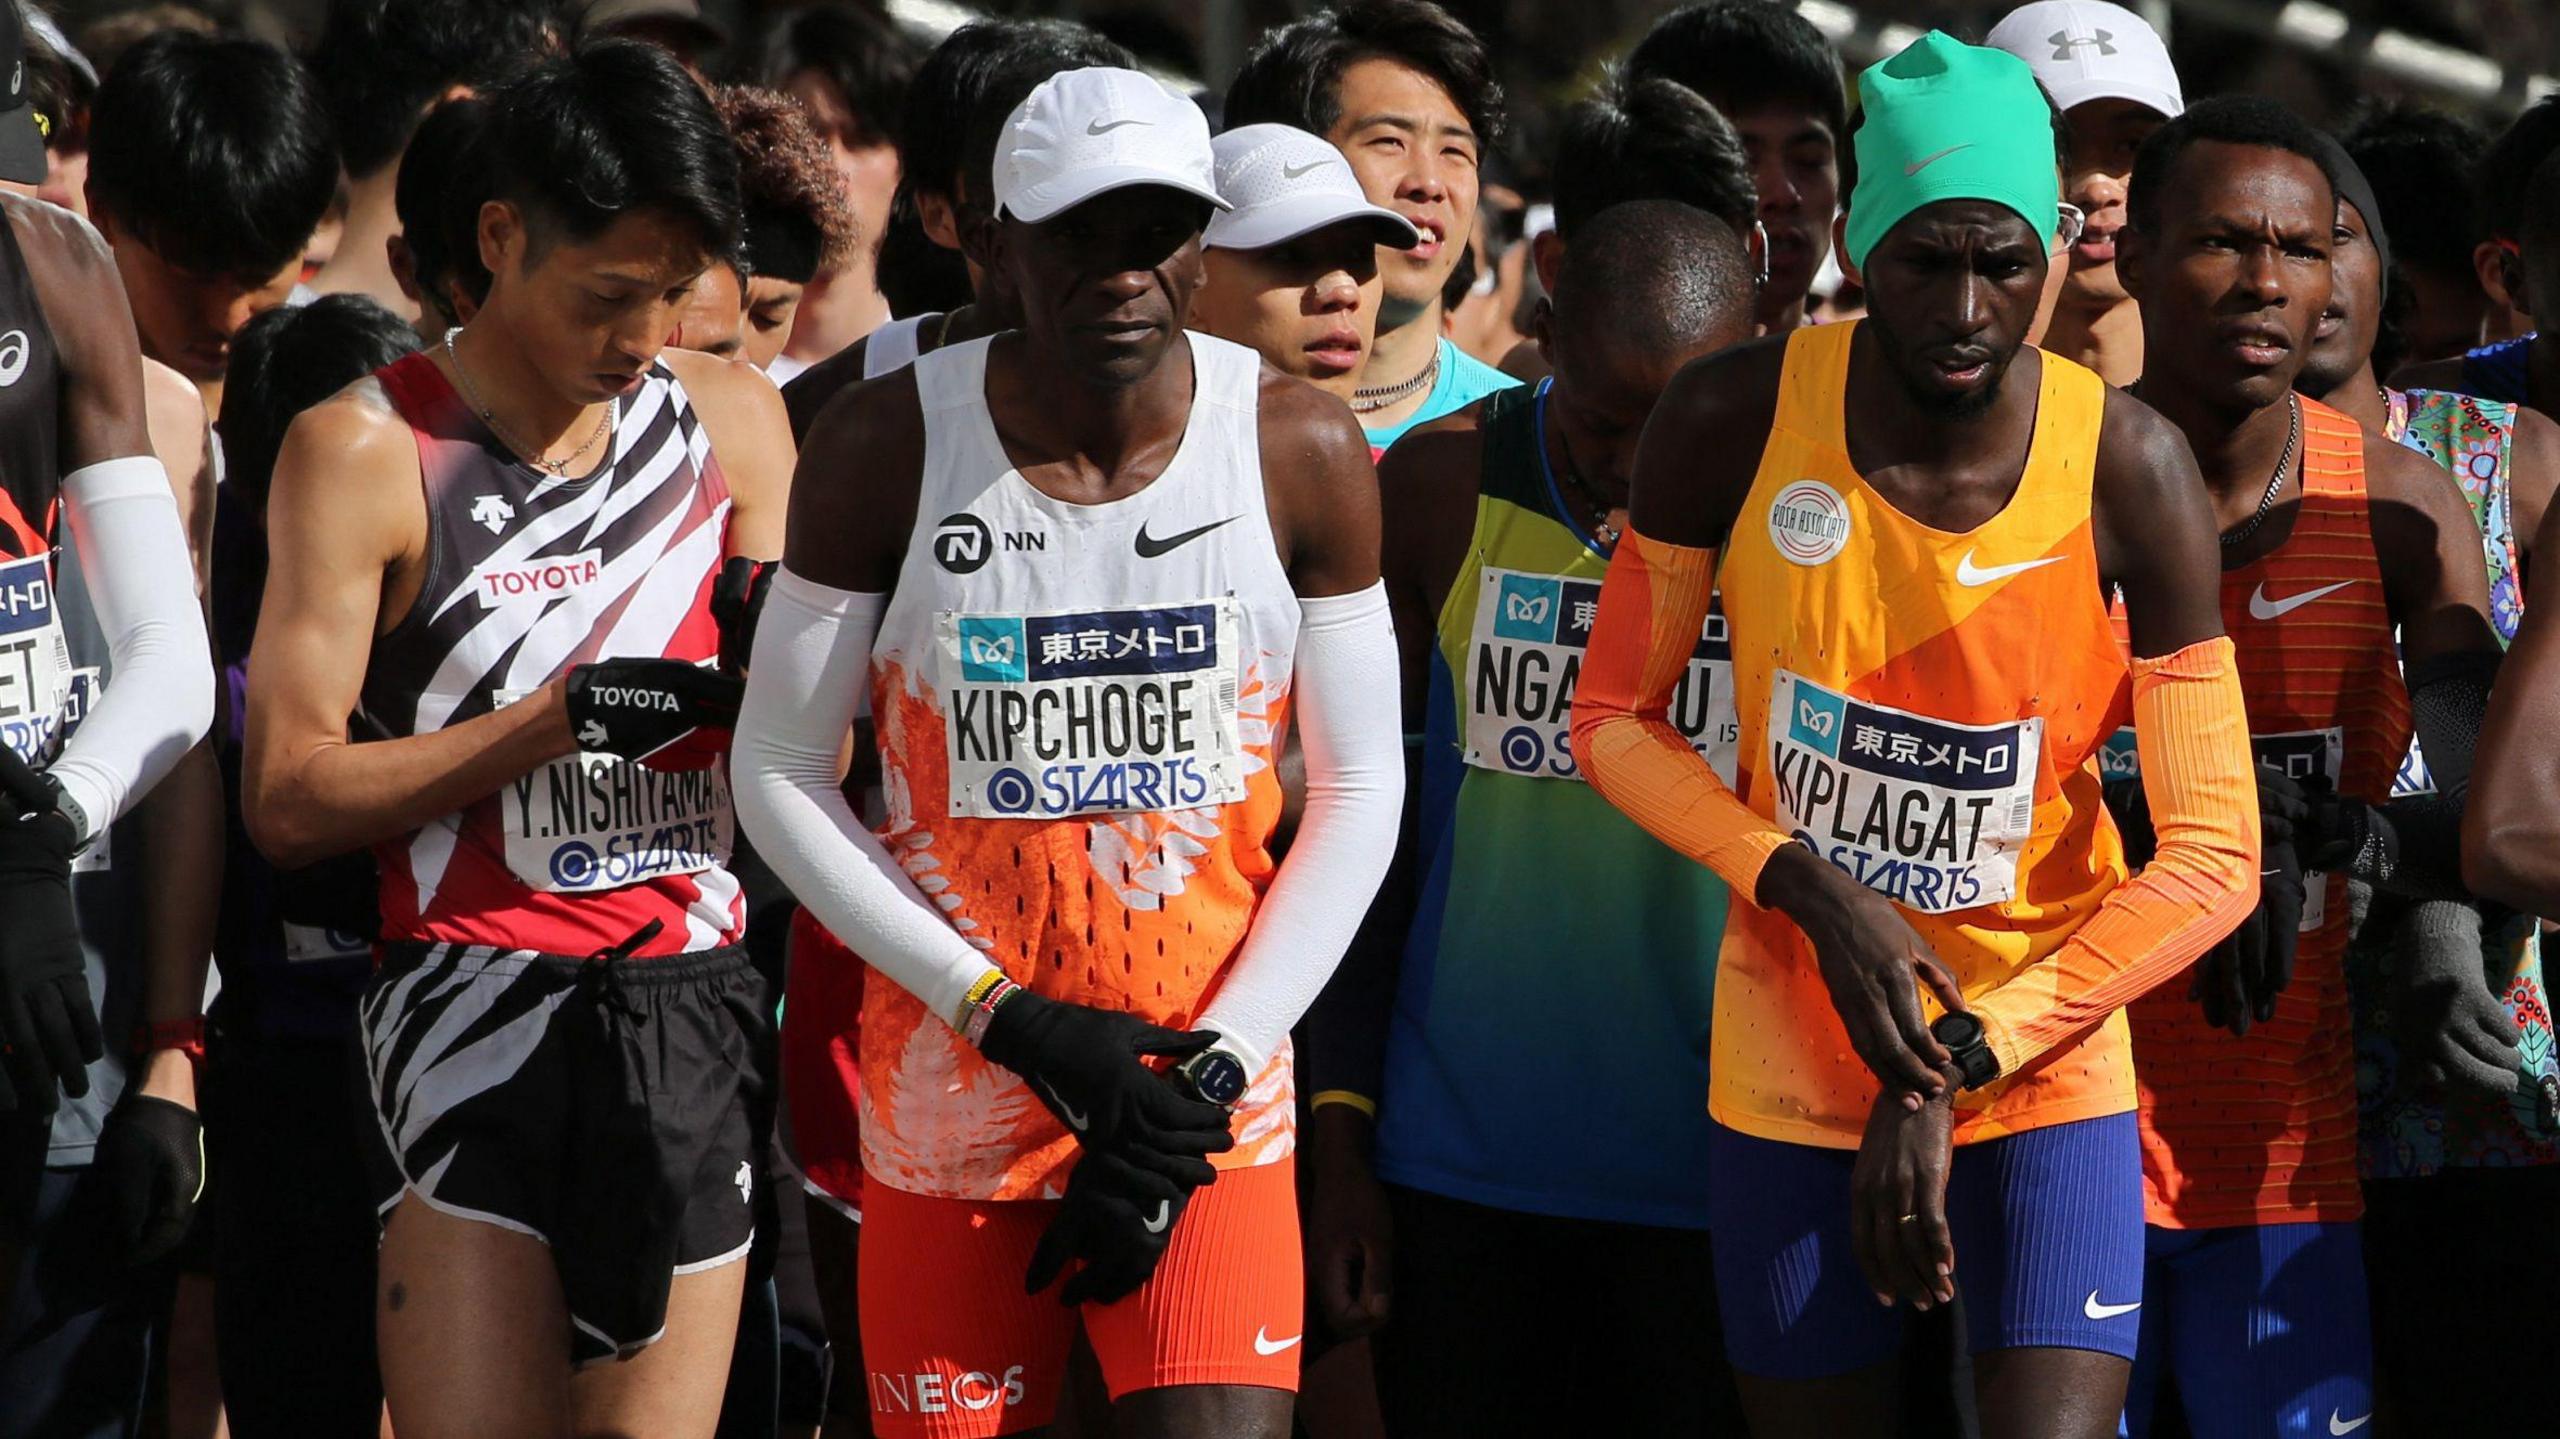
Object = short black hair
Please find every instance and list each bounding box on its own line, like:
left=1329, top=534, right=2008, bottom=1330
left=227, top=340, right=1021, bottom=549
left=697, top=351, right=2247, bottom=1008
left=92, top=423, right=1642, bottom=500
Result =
left=1224, top=0, right=1504, bottom=151
left=2342, top=101, right=2487, bottom=279
left=1553, top=198, right=1751, bottom=356
left=755, top=2, right=923, bottom=151
left=87, top=30, right=339, bottom=284
left=2518, top=146, right=2560, bottom=287
left=1553, top=72, right=1753, bottom=240
left=1625, top=1, right=1846, bottom=145
left=218, top=293, right=419, bottom=514
left=900, top=19, right=1133, bottom=210
left=395, top=96, right=494, bottom=319
left=309, top=0, right=559, bottom=180
left=480, top=39, right=741, bottom=263
left=2128, top=96, right=2339, bottom=239
left=2475, top=94, right=2560, bottom=245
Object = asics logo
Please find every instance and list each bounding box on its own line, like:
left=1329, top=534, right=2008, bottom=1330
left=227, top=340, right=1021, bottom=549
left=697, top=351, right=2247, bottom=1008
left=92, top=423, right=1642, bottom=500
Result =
left=2050, top=29, right=2118, bottom=58
left=1796, top=699, right=1836, bottom=739
left=2248, top=580, right=2353, bottom=620
left=1955, top=550, right=2065, bottom=586
left=1141, top=1201, right=1171, bottom=1234
left=1504, top=591, right=1551, bottom=624
left=1134, top=516, right=1240, bottom=558
left=1905, top=143, right=1973, bottom=176
left=1253, top=1327, right=1302, bottom=1355
left=1041, top=1081, right=1089, bottom=1132
left=0, top=330, right=31, bottom=388
left=2328, top=1411, right=2371, bottom=1435
left=2082, top=1290, right=2141, bottom=1320
left=1088, top=117, right=1148, bottom=135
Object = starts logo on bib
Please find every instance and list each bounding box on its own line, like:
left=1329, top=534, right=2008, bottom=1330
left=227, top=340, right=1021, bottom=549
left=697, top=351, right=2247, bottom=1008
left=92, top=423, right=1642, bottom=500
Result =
left=1769, top=480, right=1851, bottom=566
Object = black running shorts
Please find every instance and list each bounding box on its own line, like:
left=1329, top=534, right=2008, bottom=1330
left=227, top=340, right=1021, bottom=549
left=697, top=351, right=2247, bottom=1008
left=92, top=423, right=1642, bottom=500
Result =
left=359, top=940, right=774, bottom=1364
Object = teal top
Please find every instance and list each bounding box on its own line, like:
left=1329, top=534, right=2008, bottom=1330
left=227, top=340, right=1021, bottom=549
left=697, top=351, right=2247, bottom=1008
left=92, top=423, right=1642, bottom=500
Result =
left=1364, top=337, right=1521, bottom=456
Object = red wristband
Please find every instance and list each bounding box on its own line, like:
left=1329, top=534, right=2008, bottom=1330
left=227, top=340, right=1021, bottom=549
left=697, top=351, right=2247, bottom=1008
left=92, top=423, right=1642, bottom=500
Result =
left=133, top=1019, right=207, bottom=1064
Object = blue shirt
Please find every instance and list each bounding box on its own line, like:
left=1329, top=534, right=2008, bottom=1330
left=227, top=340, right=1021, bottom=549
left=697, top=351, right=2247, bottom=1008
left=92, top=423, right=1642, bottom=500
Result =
left=1364, top=337, right=1521, bottom=455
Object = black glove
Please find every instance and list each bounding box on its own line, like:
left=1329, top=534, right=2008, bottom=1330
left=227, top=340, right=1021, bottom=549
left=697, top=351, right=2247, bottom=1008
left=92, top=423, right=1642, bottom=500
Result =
left=2101, top=775, right=2157, bottom=869
left=563, top=657, right=744, bottom=765
left=84, top=1092, right=204, bottom=1268
left=2292, top=773, right=2394, bottom=877
left=0, top=747, right=101, bottom=1113
left=2192, top=769, right=2309, bottom=1035
left=1023, top=1146, right=1195, bottom=1306
left=2391, top=899, right=2521, bottom=1099
left=976, top=990, right=1233, bottom=1177
left=711, top=557, right=776, bottom=676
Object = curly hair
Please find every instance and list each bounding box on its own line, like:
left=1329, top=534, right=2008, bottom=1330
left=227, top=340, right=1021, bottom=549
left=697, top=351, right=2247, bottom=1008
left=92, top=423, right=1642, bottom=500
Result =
left=713, top=83, right=859, bottom=285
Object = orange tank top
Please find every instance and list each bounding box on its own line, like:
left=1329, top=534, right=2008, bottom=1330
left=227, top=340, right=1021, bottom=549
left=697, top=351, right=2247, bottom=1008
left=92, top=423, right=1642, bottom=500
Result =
left=1713, top=323, right=2136, bottom=1149
left=2122, top=397, right=2408, bottom=1227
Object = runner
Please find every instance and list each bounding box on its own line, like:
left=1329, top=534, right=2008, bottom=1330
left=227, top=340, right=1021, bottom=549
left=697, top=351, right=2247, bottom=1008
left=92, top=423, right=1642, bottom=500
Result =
left=1986, top=0, right=2185, bottom=388
left=673, top=257, right=750, bottom=362
left=779, top=18, right=1134, bottom=440
left=2296, top=133, right=2560, bottom=1435
left=1299, top=199, right=1757, bottom=1438
left=2394, top=97, right=2560, bottom=403
left=1224, top=0, right=1518, bottom=452
left=82, top=29, right=337, bottom=413
left=1192, top=124, right=1418, bottom=407
left=713, top=85, right=857, bottom=374
left=240, top=40, right=792, bottom=1439
left=735, top=66, right=1400, bottom=1438
left=201, top=294, right=418, bottom=1439
left=390, top=96, right=493, bottom=342
left=2339, top=103, right=2500, bottom=371
left=1624, top=0, right=1845, bottom=336
left=2103, top=98, right=2502, bottom=1439
left=1571, top=34, right=2258, bottom=1436
left=305, top=0, right=556, bottom=318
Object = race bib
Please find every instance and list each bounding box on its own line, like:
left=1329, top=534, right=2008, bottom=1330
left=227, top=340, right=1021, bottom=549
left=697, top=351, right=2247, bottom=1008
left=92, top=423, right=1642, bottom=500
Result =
left=493, top=687, right=732, bottom=893
left=937, top=600, right=1244, bottom=819
left=0, top=553, right=72, bottom=769
left=1462, top=567, right=1736, bottom=784
left=1767, top=671, right=2042, bottom=915
left=2104, top=724, right=2340, bottom=930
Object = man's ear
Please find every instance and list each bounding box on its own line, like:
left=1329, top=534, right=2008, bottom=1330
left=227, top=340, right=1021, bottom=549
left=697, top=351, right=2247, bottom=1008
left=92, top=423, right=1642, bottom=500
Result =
left=919, top=190, right=963, bottom=252
left=478, top=198, right=524, bottom=282
left=1531, top=229, right=1563, bottom=294
left=1830, top=211, right=1860, bottom=290
left=387, top=233, right=421, bottom=306
left=2117, top=223, right=2151, bottom=302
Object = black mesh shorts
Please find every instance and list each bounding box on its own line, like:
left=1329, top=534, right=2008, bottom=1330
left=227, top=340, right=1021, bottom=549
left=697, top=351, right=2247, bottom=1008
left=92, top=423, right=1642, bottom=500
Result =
left=359, top=939, right=774, bottom=1364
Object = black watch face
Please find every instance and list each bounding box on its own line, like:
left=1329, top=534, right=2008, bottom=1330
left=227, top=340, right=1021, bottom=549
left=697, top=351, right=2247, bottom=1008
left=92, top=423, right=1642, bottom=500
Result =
left=1935, top=1012, right=1983, bottom=1048
left=1187, top=1052, right=1249, bottom=1107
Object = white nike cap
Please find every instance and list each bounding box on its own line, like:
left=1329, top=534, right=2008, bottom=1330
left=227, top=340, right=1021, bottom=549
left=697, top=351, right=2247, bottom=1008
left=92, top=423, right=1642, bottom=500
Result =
left=1204, top=125, right=1419, bottom=252
left=992, top=66, right=1230, bottom=225
left=1986, top=0, right=2184, bottom=120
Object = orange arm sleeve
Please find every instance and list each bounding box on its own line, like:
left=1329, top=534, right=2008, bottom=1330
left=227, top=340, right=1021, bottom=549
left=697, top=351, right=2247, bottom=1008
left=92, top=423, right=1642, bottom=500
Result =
left=1569, top=527, right=1793, bottom=897
left=1971, top=636, right=2261, bottom=1076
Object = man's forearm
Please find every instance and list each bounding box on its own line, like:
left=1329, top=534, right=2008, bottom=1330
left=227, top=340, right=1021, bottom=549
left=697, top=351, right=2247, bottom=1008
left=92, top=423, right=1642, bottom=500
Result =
left=249, top=686, right=574, bottom=869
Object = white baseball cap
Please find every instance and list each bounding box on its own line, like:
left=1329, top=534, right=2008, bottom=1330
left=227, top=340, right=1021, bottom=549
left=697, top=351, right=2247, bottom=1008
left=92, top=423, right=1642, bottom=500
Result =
left=1986, top=0, right=2184, bottom=120
left=1204, top=125, right=1420, bottom=252
left=991, top=66, right=1230, bottom=224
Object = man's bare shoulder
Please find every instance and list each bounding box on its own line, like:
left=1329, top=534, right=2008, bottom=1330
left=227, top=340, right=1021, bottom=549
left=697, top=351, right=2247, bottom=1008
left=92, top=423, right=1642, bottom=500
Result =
left=664, top=347, right=786, bottom=420
left=140, top=357, right=205, bottom=452
left=1252, top=362, right=1370, bottom=474
left=780, top=337, right=871, bottom=442
left=283, top=378, right=419, bottom=474
left=2091, top=383, right=2205, bottom=498
left=1, top=193, right=112, bottom=280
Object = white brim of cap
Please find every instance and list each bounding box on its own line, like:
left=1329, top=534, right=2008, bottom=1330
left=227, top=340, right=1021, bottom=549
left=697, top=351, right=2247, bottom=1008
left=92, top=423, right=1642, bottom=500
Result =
left=1000, top=166, right=1233, bottom=225
left=2048, top=76, right=2183, bottom=120
left=1206, top=193, right=1421, bottom=252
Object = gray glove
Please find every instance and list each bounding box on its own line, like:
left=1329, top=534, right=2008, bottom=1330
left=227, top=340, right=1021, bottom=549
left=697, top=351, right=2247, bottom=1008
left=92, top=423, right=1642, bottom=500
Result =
left=2392, top=899, right=2521, bottom=1100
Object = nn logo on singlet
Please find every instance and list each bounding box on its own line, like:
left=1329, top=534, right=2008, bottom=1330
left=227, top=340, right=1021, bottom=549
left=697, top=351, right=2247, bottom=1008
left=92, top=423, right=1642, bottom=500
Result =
left=472, top=549, right=604, bottom=610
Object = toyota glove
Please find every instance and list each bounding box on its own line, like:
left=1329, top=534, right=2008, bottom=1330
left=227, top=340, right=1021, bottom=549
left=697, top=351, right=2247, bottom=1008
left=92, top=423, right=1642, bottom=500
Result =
left=564, top=657, right=743, bottom=770
left=0, top=748, right=101, bottom=1113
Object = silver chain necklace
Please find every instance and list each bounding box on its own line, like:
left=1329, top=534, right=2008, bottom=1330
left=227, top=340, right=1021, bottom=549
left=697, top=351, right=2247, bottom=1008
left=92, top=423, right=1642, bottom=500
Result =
left=443, top=327, right=616, bottom=477
left=1351, top=345, right=1440, bottom=414
left=2220, top=393, right=2300, bottom=550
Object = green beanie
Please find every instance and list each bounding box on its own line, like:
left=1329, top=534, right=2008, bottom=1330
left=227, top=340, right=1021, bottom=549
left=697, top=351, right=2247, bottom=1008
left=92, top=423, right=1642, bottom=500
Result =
left=1843, top=31, right=2060, bottom=271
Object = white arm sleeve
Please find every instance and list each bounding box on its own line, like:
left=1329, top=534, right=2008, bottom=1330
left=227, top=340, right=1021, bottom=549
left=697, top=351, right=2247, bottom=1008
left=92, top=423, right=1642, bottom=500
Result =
left=49, top=456, right=214, bottom=840
left=1197, top=583, right=1403, bottom=1079
left=733, top=567, right=1002, bottom=1031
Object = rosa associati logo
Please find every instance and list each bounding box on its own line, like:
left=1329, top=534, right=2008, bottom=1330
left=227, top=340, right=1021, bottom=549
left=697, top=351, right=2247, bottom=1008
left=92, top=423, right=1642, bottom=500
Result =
left=1769, top=479, right=1850, bottom=566
left=473, top=548, right=603, bottom=609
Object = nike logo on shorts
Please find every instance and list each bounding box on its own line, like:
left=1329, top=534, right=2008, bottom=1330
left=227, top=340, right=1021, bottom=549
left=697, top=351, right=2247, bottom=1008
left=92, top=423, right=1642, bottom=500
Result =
left=2248, top=579, right=2354, bottom=620
left=1955, top=549, right=2065, bottom=586
left=1134, top=516, right=1240, bottom=558
left=2329, top=1410, right=2371, bottom=1435
left=1905, top=143, right=1973, bottom=175
left=2082, top=1289, right=2141, bottom=1320
left=1253, top=1327, right=1302, bottom=1355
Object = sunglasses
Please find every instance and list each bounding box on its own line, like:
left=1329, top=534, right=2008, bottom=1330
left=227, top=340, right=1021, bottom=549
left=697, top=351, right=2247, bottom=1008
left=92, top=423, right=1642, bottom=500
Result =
left=2053, top=202, right=2087, bottom=255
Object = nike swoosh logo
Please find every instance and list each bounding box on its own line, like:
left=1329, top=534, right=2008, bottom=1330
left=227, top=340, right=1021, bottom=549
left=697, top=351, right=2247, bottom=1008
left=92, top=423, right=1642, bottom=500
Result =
left=1954, top=550, right=2066, bottom=586
left=1088, top=117, right=1147, bottom=135
left=2329, top=1411, right=2372, bottom=1435
left=1253, top=1327, right=1302, bottom=1355
left=1281, top=161, right=1327, bottom=179
left=2248, top=579, right=2354, bottom=620
left=1141, top=1200, right=1171, bottom=1234
left=1040, top=1080, right=1089, bottom=1132
left=1906, top=143, right=1973, bottom=176
left=2083, top=1290, right=2141, bottom=1320
left=1134, top=515, right=1241, bottom=558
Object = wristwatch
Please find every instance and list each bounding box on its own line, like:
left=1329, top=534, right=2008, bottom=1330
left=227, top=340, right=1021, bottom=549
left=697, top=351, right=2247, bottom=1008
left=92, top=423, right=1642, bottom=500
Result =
left=1932, top=1012, right=1999, bottom=1090
left=1169, top=1048, right=1250, bottom=1109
